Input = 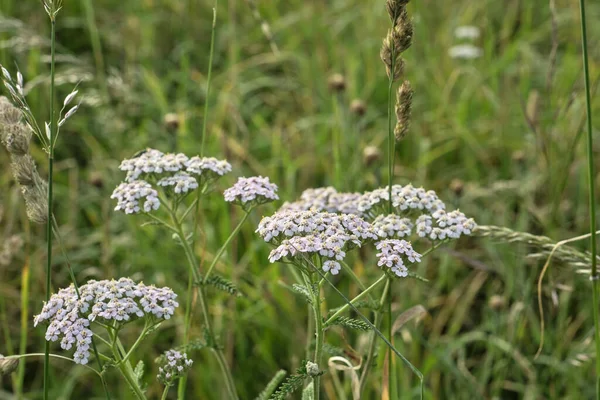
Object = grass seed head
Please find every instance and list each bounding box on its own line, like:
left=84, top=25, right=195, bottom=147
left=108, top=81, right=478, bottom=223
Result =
left=394, top=80, right=413, bottom=141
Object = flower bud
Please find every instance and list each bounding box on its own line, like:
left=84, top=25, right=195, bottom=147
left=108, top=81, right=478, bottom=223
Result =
left=350, top=99, right=367, bottom=117
left=328, top=73, right=346, bottom=93
left=306, top=361, right=320, bottom=377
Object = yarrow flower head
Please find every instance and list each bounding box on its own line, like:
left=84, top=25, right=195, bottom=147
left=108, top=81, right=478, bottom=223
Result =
left=157, top=173, right=198, bottom=194
left=111, top=180, right=160, bottom=214
left=280, top=187, right=362, bottom=216
left=224, top=176, right=279, bottom=209
left=415, top=209, right=476, bottom=241
left=357, top=184, right=446, bottom=219
left=34, top=278, right=179, bottom=365
left=376, top=239, right=421, bottom=277
left=185, top=156, right=232, bottom=182
left=156, top=349, right=193, bottom=386
left=257, top=209, right=377, bottom=275
left=372, top=214, right=413, bottom=239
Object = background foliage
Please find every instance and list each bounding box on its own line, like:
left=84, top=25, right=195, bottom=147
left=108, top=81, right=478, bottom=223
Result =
left=1, top=0, right=599, bottom=398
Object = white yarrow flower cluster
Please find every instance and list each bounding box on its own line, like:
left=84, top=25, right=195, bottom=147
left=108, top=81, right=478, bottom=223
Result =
left=454, top=26, right=480, bottom=40
left=34, top=278, right=179, bottom=365
left=113, top=149, right=233, bottom=214
left=372, top=214, right=413, bottom=238
left=157, top=173, right=199, bottom=194
left=448, top=44, right=482, bottom=60
left=280, top=187, right=362, bottom=216
left=257, top=209, right=377, bottom=275
left=357, top=185, right=446, bottom=218
left=376, top=239, right=421, bottom=277
left=157, top=349, right=193, bottom=386
left=185, top=156, right=232, bottom=179
left=224, top=176, right=279, bottom=208
left=415, top=209, right=476, bottom=240
left=111, top=180, right=160, bottom=214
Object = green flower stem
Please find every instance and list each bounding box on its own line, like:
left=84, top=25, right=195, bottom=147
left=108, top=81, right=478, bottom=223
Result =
left=119, top=320, right=152, bottom=365
left=323, top=274, right=387, bottom=327
left=170, top=211, right=239, bottom=400
left=161, top=385, right=172, bottom=400
left=386, top=277, right=396, bottom=399
left=203, top=210, right=251, bottom=282
left=110, top=336, right=147, bottom=400
left=43, top=13, right=57, bottom=400
left=358, top=278, right=390, bottom=393
left=308, top=272, right=324, bottom=400
left=578, top=0, right=600, bottom=398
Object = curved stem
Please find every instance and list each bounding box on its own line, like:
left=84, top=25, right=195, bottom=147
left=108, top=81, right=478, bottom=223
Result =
left=578, top=1, right=600, bottom=398
left=204, top=211, right=250, bottom=282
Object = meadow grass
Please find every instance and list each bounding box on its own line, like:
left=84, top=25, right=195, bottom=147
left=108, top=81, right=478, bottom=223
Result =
left=0, top=0, right=599, bottom=398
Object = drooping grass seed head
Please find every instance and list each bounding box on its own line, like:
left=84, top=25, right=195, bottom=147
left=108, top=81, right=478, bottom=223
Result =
left=0, top=96, right=22, bottom=125
left=394, top=80, right=413, bottom=141
left=1, top=123, right=31, bottom=156
left=21, top=178, right=49, bottom=224
left=0, top=355, right=19, bottom=376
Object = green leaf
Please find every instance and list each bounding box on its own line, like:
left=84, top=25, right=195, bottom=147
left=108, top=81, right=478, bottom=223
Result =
left=302, top=382, right=314, bottom=400
left=292, top=284, right=313, bottom=304
left=204, top=275, right=242, bottom=297
left=255, top=370, right=287, bottom=400
left=134, top=360, right=144, bottom=386
left=330, top=316, right=372, bottom=331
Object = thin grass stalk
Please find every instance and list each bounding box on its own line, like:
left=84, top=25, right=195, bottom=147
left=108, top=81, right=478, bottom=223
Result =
left=578, top=0, right=600, bottom=398
left=43, top=13, right=57, bottom=400
left=81, top=0, right=108, bottom=97
left=332, top=95, right=342, bottom=188
left=199, top=1, right=218, bottom=156
left=16, top=257, right=30, bottom=397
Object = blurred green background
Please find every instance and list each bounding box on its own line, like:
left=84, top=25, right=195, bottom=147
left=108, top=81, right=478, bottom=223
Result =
left=1, top=0, right=600, bottom=398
